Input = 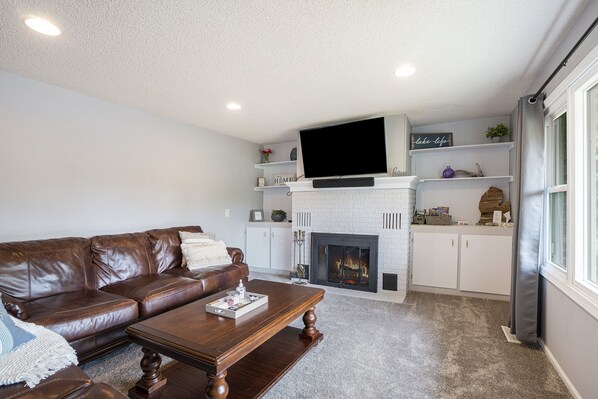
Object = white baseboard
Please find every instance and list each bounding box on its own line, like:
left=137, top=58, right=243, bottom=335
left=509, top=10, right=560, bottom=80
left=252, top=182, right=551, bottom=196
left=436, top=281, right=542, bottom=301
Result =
left=539, top=339, right=582, bottom=399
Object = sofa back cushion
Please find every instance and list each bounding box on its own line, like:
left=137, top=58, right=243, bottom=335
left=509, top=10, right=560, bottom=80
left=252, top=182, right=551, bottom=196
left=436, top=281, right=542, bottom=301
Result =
left=91, top=232, right=155, bottom=288
left=146, top=226, right=202, bottom=273
left=0, top=238, right=93, bottom=301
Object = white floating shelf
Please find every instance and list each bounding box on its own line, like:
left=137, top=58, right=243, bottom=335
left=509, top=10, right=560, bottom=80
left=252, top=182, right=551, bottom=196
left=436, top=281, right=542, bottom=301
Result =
left=254, top=185, right=290, bottom=191
left=418, top=175, right=513, bottom=183
left=409, top=142, right=514, bottom=155
left=254, top=161, right=297, bottom=169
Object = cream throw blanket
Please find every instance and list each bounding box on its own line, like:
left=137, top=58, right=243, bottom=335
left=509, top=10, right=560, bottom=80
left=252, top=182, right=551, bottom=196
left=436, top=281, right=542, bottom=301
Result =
left=0, top=317, right=77, bottom=388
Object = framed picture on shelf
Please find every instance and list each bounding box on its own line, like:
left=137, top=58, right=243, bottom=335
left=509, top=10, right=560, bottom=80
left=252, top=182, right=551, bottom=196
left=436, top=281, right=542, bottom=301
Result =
left=410, top=133, right=453, bottom=149
left=249, top=209, right=264, bottom=222
left=257, top=177, right=266, bottom=187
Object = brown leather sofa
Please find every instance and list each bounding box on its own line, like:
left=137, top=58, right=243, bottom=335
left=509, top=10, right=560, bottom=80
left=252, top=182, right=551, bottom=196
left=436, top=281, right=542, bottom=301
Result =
left=0, top=225, right=249, bottom=363
left=0, top=365, right=127, bottom=398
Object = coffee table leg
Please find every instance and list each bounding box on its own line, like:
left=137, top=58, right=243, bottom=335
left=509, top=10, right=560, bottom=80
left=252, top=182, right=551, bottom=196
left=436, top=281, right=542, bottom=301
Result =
left=300, top=306, right=320, bottom=341
left=128, top=347, right=167, bottom=399
left=206, top=370, right=229, bottom=399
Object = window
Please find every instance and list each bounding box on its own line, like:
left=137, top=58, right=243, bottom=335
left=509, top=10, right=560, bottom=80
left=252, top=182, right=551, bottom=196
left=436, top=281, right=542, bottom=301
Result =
left=588, top=83, right=598, bottom=285
left=542, top=47, right=598, bottom=317
left=546, top=113, right=567, bottom=270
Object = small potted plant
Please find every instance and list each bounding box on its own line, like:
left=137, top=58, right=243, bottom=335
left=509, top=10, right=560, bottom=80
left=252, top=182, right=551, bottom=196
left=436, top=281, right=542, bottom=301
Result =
left=485, top=123, right=510, bottom=143
left=260, top=148, right=273, bottom=163
left=271, top=209, right=287, bottom=222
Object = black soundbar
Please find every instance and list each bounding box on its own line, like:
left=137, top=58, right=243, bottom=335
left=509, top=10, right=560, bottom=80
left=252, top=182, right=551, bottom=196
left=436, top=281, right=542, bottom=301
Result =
left=312, top=177, right=375, bottom=188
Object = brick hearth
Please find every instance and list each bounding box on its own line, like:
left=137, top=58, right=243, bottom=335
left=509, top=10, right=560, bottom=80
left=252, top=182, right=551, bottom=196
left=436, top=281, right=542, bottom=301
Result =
left=288, top=176, right=418, bottom=298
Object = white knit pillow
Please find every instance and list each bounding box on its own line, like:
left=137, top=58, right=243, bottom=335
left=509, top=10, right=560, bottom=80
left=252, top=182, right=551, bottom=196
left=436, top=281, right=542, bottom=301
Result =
left=181, top=240, right=232, bottom=270
left=179, top=231, right=215, bottom=267
left=179, top=231, right=214, bottom=243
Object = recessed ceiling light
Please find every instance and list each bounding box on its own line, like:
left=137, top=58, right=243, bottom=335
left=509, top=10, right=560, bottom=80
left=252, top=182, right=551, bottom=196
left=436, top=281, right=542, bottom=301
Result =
left=24, top=16, right=61, bottom=36
left=394, top=64, right=416, bottom=77
left=226, top=103, right=242, bottom=110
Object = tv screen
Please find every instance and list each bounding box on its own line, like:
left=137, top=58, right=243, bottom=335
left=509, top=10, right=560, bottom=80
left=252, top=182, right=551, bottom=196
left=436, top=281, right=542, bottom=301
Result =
left=299, top=117, right=387, bottom=179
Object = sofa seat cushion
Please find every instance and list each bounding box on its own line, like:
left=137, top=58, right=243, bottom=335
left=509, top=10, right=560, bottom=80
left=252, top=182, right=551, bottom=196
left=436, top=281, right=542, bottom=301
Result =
left=100, top=274, right=202, bottom=317
left=164, top=263, right=249, bottom=296
left=76, top=383, right=127, bottom=398
left=0, top=364, right=92, bottom=399
left=24, top=290, right=138, bottom=342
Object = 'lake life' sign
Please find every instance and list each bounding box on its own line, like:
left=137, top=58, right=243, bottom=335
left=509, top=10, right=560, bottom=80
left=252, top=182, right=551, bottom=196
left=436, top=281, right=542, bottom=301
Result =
left=410, top=133, right=453, bottom=149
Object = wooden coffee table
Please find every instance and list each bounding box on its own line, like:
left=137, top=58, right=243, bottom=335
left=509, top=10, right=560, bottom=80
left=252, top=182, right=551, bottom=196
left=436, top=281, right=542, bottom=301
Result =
left=126, top=279, right=324, bottom=399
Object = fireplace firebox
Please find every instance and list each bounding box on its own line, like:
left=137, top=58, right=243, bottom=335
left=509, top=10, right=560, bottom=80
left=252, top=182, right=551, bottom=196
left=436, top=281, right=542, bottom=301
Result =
left=310, top=233, right=378, bottom=292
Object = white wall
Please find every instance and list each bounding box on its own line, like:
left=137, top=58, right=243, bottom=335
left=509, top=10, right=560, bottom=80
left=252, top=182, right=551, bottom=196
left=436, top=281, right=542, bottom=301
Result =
left=412, top=115, right=511, bottom=145
left=0, top=71, right=262, bottom=249
left=541, top=278, right=598, bottom=399
left=259, top=141, right=297, bottom=219
left=411, top=116, right=512, bottom=224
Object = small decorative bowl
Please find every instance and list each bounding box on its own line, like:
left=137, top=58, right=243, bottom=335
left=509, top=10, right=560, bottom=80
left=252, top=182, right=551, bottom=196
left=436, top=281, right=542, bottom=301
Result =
left=271, top=213, right=286, bottom=222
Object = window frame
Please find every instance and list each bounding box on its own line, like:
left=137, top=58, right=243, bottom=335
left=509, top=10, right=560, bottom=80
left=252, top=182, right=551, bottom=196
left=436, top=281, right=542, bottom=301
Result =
left=541, top=44, right=598, bottom=321
left=543, top=102, right=568, bottom=275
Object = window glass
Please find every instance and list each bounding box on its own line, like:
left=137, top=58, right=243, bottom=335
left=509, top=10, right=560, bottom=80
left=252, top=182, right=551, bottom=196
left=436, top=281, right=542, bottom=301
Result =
left=549, top=191, right=567, bottom=269
left=589, top=83, right=598, bottom=284
left=554, top=113, right=567, bottom=185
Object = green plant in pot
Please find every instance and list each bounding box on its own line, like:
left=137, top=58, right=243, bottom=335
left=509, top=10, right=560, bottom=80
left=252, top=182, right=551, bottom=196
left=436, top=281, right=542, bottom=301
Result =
left=485, top=123, right=510, bottom=142
left=271, top=209, right=287, bottom=222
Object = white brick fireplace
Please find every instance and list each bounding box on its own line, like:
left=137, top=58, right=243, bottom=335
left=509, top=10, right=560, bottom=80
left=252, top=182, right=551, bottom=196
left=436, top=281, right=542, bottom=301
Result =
left=287, top=176, right=418, bottom=301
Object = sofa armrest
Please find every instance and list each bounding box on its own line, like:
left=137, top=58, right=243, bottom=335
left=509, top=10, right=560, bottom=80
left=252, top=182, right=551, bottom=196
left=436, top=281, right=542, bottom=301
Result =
left=1, top=293, right=29, bottom=320
left=226, top=247, right=245, bottom=263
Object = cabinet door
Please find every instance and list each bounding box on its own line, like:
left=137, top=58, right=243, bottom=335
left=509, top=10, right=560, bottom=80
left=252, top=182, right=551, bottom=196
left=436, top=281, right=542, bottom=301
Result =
left=270, top=227, right=293, bottom=271
left=245, top=227, right=271, bottom=269
left=460, top=234, right=512, bottom=295
left=412, top=232, right=459, bottom=289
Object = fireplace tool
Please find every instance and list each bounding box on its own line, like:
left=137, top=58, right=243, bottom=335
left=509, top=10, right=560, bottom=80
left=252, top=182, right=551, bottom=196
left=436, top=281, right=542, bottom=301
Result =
left=293, top=230, right=308, bottom=285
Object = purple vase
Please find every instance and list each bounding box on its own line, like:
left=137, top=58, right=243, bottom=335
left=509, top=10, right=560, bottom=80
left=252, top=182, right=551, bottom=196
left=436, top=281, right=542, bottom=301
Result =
left=442, top=166, right=455, bottom=178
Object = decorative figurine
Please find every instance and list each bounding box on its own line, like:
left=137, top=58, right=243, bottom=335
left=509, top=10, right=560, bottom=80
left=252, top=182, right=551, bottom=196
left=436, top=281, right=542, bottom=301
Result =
left=442, top=166, right=455, bottom=178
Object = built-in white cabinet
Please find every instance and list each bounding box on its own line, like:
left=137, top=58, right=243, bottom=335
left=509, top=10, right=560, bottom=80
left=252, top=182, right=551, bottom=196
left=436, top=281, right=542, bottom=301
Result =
left=459, top=234, right=512, bottom=295
left=412, top=232, right=459, bottom=289
left=245, top=225, right=293, bottom=271
left=410, top=225, right=512, bottom=297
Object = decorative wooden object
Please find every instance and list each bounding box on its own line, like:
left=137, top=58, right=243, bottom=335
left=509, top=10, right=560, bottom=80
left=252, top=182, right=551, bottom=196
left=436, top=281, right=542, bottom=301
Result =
left=477, top=186, right=511, bottom=225
left=126, top=280, right=324, bottom=399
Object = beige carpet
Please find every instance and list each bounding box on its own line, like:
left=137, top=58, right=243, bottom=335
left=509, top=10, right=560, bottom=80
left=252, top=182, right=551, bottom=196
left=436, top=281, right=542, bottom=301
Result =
left=81, top=289, right=571, bottom=399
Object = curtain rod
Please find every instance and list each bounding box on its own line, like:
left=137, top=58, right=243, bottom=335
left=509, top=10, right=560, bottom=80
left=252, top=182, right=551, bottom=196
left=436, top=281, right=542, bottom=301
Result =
left=529, top=16, right=598, bottom=104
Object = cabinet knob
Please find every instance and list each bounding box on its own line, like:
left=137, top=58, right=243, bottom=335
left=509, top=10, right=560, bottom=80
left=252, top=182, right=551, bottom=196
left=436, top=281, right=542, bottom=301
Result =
left=263, top=232, right=267, bottom=237
left=452, top=239, right=454, bottom=247
left=466, top=240, right=469, bottom=248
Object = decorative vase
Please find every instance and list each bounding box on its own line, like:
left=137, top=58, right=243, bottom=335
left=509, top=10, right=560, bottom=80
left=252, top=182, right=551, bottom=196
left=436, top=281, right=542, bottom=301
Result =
left=262, top=153, right=270, bottom=163
left=442, top=166, right=455, bottom=178
left=490, top=136, right=501, bottom=143
left=290, top=147, right=297, bottom=161
left=271, top=212, right=286, bottom=222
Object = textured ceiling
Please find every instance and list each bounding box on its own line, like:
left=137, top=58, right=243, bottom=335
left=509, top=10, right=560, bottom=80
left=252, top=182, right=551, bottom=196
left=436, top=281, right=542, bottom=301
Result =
left=0, top=1, right=588, bottom=144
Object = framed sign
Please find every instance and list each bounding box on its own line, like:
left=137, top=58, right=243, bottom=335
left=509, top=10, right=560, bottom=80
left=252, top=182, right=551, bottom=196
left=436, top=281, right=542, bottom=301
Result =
left=410, top=133, right=453, bottom=149
left=249, top=209, right=264, bottom=222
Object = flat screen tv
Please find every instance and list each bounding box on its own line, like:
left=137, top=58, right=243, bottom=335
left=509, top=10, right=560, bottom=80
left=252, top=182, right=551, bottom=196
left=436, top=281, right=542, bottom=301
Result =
left=299, top=117, right=387, bottom=179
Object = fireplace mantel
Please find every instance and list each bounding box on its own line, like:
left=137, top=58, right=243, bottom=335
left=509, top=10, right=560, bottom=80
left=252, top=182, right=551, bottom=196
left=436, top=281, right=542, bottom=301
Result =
left=286, top=176, right=419, bottom=192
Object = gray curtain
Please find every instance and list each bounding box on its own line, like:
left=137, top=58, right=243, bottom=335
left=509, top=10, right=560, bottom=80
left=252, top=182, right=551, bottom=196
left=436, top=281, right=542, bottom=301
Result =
left=509, top=94, right=545, bottom=344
